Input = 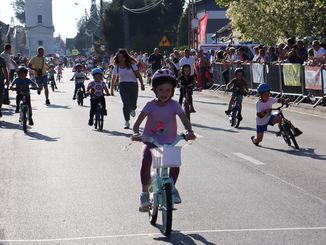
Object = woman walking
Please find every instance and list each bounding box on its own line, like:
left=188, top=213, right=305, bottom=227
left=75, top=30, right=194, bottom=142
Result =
left=111, top=49, right=145, bottom=129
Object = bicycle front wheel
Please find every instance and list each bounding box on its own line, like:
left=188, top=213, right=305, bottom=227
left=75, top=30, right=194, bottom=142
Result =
left=22, top=108, right=27, bottom=133
left=162, top=183, right=173, bottom=236
left=288, top=130, right=299, bottom=149
left=149, top=193, right=158, bottom=226
left=184, top=100, right=190, bottom=121
left=99, top=112, right=104, bottom=131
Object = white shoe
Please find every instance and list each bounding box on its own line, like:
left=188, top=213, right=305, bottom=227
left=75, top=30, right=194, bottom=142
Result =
left=124, top=121, right=130, bottom=129
left=130, top=109, right=136, bottom=117
left=139, top=192, right=150, bottom=212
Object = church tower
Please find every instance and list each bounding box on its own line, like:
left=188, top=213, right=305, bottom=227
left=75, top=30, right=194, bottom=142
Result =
left=25, top=0, right=55, bottom=56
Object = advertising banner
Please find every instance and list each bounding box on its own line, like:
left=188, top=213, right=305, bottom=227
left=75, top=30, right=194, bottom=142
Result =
left=198, top=13, right=208, bottom=45
left=283, top=64, right=301, bottom=87
left=304, top=66, right=322, bottom=90
left=252, top=63, right=264, bottom=84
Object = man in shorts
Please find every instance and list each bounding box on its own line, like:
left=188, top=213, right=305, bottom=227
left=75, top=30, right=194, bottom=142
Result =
left=28, top=47, right=51, bottom=105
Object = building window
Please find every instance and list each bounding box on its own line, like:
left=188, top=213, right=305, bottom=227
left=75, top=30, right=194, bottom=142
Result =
left=37, top=15, right=42, bottom=24
left=38, top=40, right=43, bottom=46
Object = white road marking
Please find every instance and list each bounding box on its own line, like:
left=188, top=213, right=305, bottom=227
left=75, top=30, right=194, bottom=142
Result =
left=1, top=227, right=326, bottom=242
left=234, top=152, right=266, bottom=165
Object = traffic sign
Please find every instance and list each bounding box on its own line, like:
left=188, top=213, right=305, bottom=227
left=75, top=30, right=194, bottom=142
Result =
left=71, top=49, right=79, bottom=56
left=159, top=35, right=171, bottom=47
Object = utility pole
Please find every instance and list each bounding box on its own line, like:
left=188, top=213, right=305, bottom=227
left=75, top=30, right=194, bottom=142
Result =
left=122, top=0, right=130, bottom=50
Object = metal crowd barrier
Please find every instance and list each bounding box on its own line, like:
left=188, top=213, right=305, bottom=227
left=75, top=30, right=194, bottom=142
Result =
left=210, top=62, right=325, bottom=107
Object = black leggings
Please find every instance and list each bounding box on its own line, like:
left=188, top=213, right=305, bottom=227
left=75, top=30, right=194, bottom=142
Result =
left=16, top=94, right=32, bottom=117
left=90, top=97, right=106, bottom=119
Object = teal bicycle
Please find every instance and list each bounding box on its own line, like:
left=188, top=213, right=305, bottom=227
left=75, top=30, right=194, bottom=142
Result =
left=134, top=134, right=186, bottom=236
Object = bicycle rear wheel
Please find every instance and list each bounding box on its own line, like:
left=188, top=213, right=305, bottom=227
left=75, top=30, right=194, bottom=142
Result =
left=162, top=183, right=173, bottom=236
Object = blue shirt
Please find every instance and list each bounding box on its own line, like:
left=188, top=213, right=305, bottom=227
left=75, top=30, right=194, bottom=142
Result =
left=12, top=78, right=33, bottom=95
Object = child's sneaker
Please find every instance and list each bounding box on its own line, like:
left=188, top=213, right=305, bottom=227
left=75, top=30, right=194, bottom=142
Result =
left=28, top=118, right=34, bottom=126
left=124, top=121, right=130, bottom=129
left=173, top=188, right=182, bottom=204
left=130, top=109, right=136, bottom=117
left=88, top=118, right=94, bottom=126
left=251, top=136, right=259, bottom=146
left=139, top=192, right=150, bottom=212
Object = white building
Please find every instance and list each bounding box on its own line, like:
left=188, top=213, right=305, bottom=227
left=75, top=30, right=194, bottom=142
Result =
left=25, top=0, right=55, bottom=57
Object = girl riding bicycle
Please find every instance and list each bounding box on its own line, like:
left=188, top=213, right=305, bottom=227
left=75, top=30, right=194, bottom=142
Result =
left=132, top=68, right=196, bottom=211
left=178, top=64, right=196, bottom=113
left=87, top=68, right=110, bottom=126
left=251, top=83, right=302, bottom=146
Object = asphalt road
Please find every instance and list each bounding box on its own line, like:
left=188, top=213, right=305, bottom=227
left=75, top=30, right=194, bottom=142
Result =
left=0, top=69, right=326, bottom=245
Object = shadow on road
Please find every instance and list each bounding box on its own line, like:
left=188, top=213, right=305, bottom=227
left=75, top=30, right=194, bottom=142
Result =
left=154, top=230, right=217, bottom=245
left=192, top=123, right=238, bottom=133
left=46, top=104, right=70, bottom=109
left=97, top=129, right=133, bottom=138
left=194, top=100, right=227, bottom=106
left=261, top=146, right=326, bottom=160
left=0, top=121, right=21, bottom=130
left=237, top=126, right=256, bottom=131
left=27, top=131, right=60, bottom=142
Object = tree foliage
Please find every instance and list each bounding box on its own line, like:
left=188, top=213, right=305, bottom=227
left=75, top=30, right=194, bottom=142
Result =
left=215, top=0, right=326, bottom=44
left=101, top=0, right=185, bottom=53
left=11, top=0, right=26, bottom=24
left=177, top=4, right=189, bottom=47
left=74, top=17, right=93, bottom=52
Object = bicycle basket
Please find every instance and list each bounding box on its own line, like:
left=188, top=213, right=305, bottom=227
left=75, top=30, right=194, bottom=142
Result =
left=151, top=146, right=182, bottom=168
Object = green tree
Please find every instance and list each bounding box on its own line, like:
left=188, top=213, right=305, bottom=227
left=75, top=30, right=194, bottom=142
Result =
left=11, top=0, right=26, bottom=24
left=177, top=4, right=189, bottom=47
left=74, top=17, right=93, bottom=53
left=101, top=0, right=185, bottom=53
left=215, top=0, right=326, bottom=44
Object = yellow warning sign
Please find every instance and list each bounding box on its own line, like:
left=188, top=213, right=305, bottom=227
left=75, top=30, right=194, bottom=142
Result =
left=159, top=35, right=171, bottom=47
left=71, top=49, right=79, bottom=56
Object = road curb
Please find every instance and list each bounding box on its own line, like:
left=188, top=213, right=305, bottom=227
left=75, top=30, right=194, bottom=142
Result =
left=198, top=90, right=326, bottom=118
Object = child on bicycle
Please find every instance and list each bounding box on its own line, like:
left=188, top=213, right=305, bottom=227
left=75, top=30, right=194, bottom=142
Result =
left=132, top=68, right=196, bottom=212
left=47, top=65, right=58, bottom=89
left=10, top=66, right=38, bottom=125
left=251, top=83, right=302, bottom=146
left=178, top=64, right=196, bottom=113
left=56, top=63, right=64, bottom=81
left=71, top=63, right=88, bottom=100
left=86, top=68, right=109, bottom=126
left=225, top=67, right=249, bottom=121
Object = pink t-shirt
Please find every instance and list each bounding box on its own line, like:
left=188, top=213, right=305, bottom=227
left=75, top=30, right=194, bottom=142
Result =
left=142, top=99, right=184, bottom=144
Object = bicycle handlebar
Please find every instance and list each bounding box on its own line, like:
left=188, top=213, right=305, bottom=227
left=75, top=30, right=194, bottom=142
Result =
left=272, top=103, right=289, bottom=111
left=132, top=134, right=186, bottom=147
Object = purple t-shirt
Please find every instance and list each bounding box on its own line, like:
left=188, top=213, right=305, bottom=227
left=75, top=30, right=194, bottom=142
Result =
left=142, top=99, right=184, bottom=144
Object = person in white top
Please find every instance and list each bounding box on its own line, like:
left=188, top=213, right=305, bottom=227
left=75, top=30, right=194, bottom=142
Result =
left=312, top=41, right=326, bottom=62
left=251, top=83, right=302, bottom=146
left=111, top=49, right=145, bottom=129
left=178, top=49, right=196, bottom=76
left=0, top=44, right=18, bottom=84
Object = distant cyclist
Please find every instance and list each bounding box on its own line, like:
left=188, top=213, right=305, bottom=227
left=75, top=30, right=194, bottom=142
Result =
left=87, top=68, right=110, bottom=126
left=225, top=68, right=249, bottom=122
left=71, top=63, right=88, bottom=100
left=178, top=64, right=196, bottom=113
left=10, top=66, right=38, bottom=125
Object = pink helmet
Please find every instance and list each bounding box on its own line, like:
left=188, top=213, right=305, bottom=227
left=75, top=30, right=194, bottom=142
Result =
left=152, top=68, right=177, bottom=89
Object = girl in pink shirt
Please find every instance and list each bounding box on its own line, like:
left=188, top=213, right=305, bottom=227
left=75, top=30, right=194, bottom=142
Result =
left=133, top=69, right=196, bottom=211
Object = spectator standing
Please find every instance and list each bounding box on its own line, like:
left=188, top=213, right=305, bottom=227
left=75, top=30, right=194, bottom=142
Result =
left=179, top=49, right=196, bottom=76
left=312, top=40, right=326, bottom=60
left=265, top=46, right=278, bottom=63
left=148, top=48, right=163, bottom=74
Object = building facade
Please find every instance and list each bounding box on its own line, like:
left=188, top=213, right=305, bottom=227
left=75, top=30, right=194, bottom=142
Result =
left=25, top=0, right=55, bottom=56
left=195, top=0, right=229, bottom=44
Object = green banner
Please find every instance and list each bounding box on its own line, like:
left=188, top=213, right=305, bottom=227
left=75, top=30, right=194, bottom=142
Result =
left=283, top=64, right=302, bottom=87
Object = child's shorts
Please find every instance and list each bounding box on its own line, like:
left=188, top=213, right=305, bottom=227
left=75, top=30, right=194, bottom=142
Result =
left=256, top=115, right=275, bottom=133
